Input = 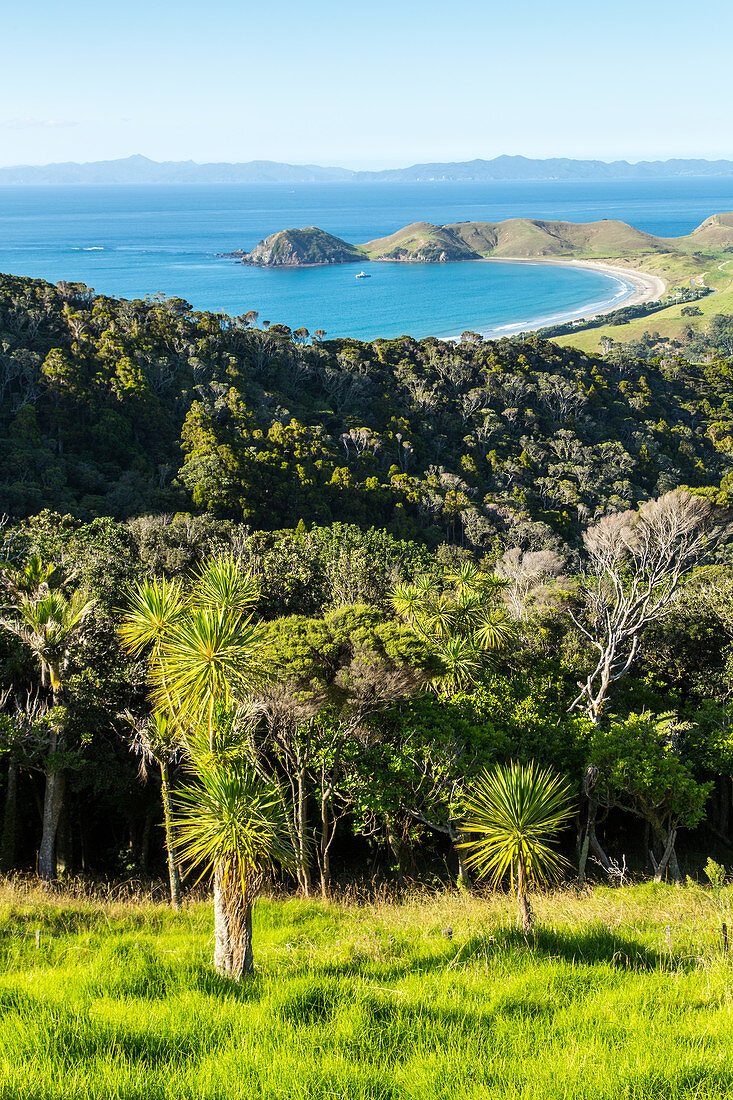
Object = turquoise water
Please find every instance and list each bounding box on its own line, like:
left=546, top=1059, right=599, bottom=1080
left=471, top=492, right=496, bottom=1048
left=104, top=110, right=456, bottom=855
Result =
left=1, top=178, right=731, bottom=339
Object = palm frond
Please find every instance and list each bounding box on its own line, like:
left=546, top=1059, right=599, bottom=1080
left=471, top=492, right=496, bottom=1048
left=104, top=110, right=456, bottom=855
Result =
left=460, top=761, right=574, bottom=889
left=152, top=608, right=269, bottom=719
left=474, top=608, right=516, bottom=652
left=174, top=757, right=295, bottom=889
left=190, top=556, right=259, bottom=618
left=433, top=635, right=485, bottom=695
left=118, top=576, right=185, bottom=656
left=390, top=583, right=424, bottom=624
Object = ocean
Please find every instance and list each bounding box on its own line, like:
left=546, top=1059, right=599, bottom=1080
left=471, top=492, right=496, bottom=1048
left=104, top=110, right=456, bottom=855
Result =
left=1, top=178, right=731, bottom=340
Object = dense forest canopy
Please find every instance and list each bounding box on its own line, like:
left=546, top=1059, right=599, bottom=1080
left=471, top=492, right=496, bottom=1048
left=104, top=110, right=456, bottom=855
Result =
left=2, top=273, right=733, bottom=555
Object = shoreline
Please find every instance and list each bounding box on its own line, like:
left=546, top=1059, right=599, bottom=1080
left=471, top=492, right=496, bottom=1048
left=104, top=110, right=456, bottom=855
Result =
left=472, top=256, right=666, bottom=338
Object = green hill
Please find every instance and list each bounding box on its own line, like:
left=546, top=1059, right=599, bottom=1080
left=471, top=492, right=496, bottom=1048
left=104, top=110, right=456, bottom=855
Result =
left=360, top=222, right=481, bottom=262
left=2, top=272, right=733, bottom=543
left=224, top=214, right=733, bottom=272
left=364, top=215, right=733, bottom=261
left=233, top=227, right=366, bottom=267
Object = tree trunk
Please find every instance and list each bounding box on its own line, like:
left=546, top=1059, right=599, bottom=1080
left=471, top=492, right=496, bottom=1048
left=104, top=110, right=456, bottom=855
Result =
left=448, top=826, right=471, bottom=891
left=386, top=814, right=404, bottom=877
left=38, top=680, right=66, bottom=882
left=297, top=765, right=311, bottom=896
left=319, top=787, right=331, bottom=897
left=213, top=862, right=254, bottom=980
left=516, top=860, right=533, bottom=931
left=456, top=844, right=472, bottom=891
left=38, top=767, right=65, bottom=881
left=589, top=827, right=612, bottom=873
left=578, top=797, right=599, bottom=885
left=213, top=865, right=234, bottom=976
left=160, top=760, right=181, bottom=909
left=0, top=759, right=18, bottom=871
left=56, top=805, right=72, bottom=875
left=653, top=827, right=679, bottom=883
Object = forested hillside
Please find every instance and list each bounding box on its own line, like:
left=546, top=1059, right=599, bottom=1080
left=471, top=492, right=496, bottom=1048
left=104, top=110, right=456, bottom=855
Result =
left=3, top=273, right=733, bottom=892
left=2, top=273, right=733, bottom=555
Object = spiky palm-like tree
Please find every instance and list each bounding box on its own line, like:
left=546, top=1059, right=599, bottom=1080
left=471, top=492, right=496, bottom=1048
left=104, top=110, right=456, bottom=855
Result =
left=391, top=563, right=515, bottom=697
left=119, top=557, right=278, bottom=968
left=175, top=754, right=293, bottom=977
left=459, top=761, right=574, bottom=931
left=119, top=562, right=265, bottom=751
left=0, top=582, right=95, bottom=880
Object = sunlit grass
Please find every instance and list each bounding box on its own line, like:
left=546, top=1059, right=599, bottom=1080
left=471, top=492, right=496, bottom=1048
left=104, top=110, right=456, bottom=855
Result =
left=0, top=878, right=732, bottom=1098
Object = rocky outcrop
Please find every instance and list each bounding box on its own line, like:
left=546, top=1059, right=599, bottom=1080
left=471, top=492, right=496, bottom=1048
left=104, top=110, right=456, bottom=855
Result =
left=227, top=227, right=366, bottom=267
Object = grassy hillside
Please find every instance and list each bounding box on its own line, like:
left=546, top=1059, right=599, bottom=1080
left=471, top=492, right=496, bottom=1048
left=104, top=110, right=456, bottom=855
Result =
left=362, top=222, right=479, bottom=262
left=364, top=213, right=733, bottom=263
left=3, top=881, right=733, bottom=1098
left=556, top=260, right=733, bottom=352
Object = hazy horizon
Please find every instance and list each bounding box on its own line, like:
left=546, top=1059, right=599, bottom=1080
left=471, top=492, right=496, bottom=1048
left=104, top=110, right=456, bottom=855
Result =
left=3, top=152, right=733, bottom=173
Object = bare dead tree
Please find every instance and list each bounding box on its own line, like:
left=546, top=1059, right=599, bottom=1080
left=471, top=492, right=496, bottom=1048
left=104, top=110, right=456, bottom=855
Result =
left=569, top=491, right=728, bottom=724
left=497, top=547, right=565, bottom=620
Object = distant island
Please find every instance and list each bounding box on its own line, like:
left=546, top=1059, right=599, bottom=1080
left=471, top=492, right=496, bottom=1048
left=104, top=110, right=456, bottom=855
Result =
left=4, top=152, right=733, bottom=185
left=228, top=227, right=365, bottom=267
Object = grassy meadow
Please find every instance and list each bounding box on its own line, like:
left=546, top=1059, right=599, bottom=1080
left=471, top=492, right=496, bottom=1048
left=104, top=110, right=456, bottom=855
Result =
left=1, top=880, right=733, bottom=1099
left=556, top=254, right=733, bottom=352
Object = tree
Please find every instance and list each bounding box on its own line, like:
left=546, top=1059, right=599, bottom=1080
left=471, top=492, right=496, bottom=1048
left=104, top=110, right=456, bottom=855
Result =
left=570, top=491, right=726, bottom=724
left=391, top=562, right=515, bottom=696
left=119, top=557, right=275, bottom=971
left=496, top=548, right=565, bottom=621
left=125, top=710, right=183, bottom=908
left=247, top=606, right=424, bottom=895
left=175, top=752, right=292, bottom=979
left=459, top=761, right=574, bottom=931
left=588, top=712, right=711, bottom=882
left=0, top=560, right=94, bottom=880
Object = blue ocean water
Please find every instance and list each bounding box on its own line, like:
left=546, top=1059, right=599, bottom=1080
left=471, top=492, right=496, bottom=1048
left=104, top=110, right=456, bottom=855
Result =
left=0, top=178, right=731, bottom=340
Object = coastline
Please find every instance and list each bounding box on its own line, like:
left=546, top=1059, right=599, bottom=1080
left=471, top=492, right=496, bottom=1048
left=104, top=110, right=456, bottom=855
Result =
left=473, top=256, right=666, bottom=338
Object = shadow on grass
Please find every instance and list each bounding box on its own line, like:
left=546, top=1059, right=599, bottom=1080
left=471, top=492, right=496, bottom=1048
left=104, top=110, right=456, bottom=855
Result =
left=315, top=923, right=662, bottom=981
left=490, top=924, right=661, bottom=970
left=1, top=987, right=224, bottom=1069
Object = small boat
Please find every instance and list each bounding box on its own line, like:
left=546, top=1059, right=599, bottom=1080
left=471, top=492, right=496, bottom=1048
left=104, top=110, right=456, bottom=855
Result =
left=355, top=270, right=371, bottom=279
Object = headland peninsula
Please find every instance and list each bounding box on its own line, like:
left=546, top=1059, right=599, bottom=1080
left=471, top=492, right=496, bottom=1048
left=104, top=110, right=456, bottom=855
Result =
left=225, top=213, right=733, bottom=341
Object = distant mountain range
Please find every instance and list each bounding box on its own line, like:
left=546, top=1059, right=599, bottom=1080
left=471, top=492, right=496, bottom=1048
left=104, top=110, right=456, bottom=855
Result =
left=2, top=153, right=733, bottom=185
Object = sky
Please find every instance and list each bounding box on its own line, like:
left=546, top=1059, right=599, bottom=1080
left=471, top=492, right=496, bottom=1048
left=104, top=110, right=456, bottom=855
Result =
left=2, top=0, right=732, bottom=169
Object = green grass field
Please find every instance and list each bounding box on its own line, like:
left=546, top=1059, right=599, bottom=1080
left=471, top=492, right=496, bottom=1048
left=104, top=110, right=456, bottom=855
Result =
left=556, top=256, right=733, bottom=353
left=1, top=880, right=733, bottom=1099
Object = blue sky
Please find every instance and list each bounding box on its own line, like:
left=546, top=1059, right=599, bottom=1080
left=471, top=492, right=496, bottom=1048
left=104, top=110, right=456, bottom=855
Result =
left=2, top=0, right=731, bottom=168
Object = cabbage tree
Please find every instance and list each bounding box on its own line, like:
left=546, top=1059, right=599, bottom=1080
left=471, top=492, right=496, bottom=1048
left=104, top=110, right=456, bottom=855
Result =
left=460, top=760, right=574, bottom=930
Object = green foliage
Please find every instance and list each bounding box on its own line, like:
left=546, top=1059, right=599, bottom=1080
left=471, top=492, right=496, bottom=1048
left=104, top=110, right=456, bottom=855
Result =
left=392, top=563, right=515, bottom=695
left=3, top=273, right=733, bottom=553
left=590, top=711, right=713, bottom=834
left=460, top=761, right=574, bottom=888
left=704, top=857, right=727, bottom=889
left=175, top=757, right=293, bottom=888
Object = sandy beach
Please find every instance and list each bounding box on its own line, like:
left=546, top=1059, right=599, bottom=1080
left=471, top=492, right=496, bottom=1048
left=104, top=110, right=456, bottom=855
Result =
left=479, top=256, right=667, bottom=335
